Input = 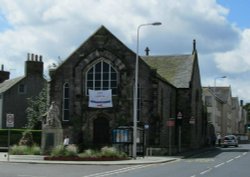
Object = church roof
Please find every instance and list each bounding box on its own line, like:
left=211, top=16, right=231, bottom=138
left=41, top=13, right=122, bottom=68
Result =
left=142, top=54, right=195, bottom=88
left=0, top=76, right=24, bottom=93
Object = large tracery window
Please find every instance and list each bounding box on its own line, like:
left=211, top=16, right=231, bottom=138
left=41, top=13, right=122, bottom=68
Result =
left=86, top=60, right=118, bottom=95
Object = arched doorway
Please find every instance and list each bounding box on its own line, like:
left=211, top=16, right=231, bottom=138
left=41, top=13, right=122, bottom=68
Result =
left=93, top=117, right=110, bottom=148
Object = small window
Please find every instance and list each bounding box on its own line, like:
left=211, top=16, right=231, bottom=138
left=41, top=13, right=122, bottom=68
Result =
left=207, top=113, right=212, bottom=122
left=205, top=96, right=212, bottom=107
left=18, top=84, right=26, bottom=94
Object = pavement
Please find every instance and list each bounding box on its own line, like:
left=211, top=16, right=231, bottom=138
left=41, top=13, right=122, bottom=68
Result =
left=0, top=153, right=178, bottom=165
left=0, top=147, right=216, bottom=165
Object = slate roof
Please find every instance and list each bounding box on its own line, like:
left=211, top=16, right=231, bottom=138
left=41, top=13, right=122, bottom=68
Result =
left=142, top=55, right=195, bottom=88
left=0, top=76, right=24, bottom=93
left=213, top=86, right=231, bottom=103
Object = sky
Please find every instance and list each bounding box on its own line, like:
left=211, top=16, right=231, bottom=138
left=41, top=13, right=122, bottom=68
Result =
left=0, top=0, right=249, bottom=103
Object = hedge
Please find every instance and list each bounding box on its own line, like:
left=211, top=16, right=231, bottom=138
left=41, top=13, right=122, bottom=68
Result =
left=0, top=129, right=41, bottom=148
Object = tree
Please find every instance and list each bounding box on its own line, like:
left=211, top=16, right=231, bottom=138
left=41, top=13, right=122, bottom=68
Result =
left=244, top=103, right=250, bottom=122
left=25, top=87, right=47, bottom=129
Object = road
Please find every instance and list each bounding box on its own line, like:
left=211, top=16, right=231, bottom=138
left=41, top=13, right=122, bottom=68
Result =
left=0, top=144, right=249, bottom=177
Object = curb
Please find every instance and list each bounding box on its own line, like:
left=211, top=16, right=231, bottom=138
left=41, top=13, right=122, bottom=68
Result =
left=0, top=155, right=178, bottom=165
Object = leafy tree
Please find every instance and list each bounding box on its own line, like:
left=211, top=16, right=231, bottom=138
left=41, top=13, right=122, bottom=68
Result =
left=25, top=87, right=47, bottom=129
left=244, top=103, right=250, bottom=122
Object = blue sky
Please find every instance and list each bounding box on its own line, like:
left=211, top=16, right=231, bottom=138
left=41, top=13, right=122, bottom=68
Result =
left=0, top=0, right=250, bottom=103
left=0, top=13, right=9, bottom=31
left=218, top=0, right=250, bottom=29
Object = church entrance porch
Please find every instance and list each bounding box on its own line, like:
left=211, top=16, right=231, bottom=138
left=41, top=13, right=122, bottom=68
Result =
left=93, top=117, right=110, bottom=148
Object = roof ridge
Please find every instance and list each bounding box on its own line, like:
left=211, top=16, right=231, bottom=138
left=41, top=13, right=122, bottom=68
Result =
left=0, top=76, right=25, bottom=93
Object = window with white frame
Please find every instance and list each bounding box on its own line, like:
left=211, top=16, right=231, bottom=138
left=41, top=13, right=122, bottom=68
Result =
left=62, top=83, right=70, bottom=121
left=86, top=60, right=118, bottom=95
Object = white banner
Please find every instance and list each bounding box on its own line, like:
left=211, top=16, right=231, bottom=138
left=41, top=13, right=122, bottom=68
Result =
left=88, top=89, right=113, bottom=108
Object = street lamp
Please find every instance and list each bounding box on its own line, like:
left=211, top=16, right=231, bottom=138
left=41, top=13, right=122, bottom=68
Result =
left=133, top=22, right=162, bottom=159
left=213, top=76, right=227, bottom=94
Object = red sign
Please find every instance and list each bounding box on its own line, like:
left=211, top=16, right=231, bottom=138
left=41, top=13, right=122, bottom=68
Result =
left=167, top=120, right=175, bottom=127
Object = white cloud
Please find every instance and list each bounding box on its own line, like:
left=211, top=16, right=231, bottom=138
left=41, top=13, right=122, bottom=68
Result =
left=0, top=0, right=249, bottom=102
left=214, top=29, right=250, bottom=73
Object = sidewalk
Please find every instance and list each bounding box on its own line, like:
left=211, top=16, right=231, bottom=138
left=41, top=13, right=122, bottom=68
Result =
left=0, top=147, right=216, bottom=165
left=0, top=153, right=178, bottom=165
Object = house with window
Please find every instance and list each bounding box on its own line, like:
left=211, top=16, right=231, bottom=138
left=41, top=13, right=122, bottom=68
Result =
left=46, top=26, right=205, bottom=153
left=202, top=86, right=246, bottom=137
left=0, top=54, right=46, bottom=128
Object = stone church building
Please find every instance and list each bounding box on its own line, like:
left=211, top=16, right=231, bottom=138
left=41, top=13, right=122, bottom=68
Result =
left=47, top=26, right=206, bottom=153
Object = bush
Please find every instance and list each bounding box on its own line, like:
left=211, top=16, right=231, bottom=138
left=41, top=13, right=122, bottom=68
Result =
left=51, top=145, right=78, bottom=157
left=19, top=130, right=34, bottom=146
left=101, top=146, right=127, bottom=158
left=10, top=145, right=41, bottom=155
left=79, top=146, right=127, bottom=159
left=79, top=149, right=100, bottom=158
left=65, top=145, right=78, bottom=156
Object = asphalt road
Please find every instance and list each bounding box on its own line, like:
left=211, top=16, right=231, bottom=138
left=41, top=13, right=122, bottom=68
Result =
left=0, top=144, right=249, bottom=177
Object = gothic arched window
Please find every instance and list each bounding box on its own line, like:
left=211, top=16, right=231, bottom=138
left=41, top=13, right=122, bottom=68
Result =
left=86, top=60, right=118, bottom=95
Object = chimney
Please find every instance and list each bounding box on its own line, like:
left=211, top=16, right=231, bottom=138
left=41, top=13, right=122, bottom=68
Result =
left=0, top=64, right=10, bottom=83
left=192, top=39, right=197, bottom=54
left=25, top=53, right=44, bottom=77
left=240, top=100, right=244, bottom=106
left=145, top=47, right=150, bottom=56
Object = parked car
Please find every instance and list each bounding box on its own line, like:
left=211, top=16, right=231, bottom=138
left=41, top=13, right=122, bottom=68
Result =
left=222, top=135, right=238, bottom=147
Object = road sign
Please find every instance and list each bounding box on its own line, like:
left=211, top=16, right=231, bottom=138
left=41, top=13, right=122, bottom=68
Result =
left=167, top=119, right=175, bottom=127
left=6, top=114, right=14, bottom=128
left=189, top=117, right=195, bottom=124
left=177, top=112, right=183, bottom=119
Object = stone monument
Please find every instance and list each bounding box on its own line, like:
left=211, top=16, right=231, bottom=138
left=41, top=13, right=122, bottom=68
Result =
left=41, top=101, right=63, bottom=153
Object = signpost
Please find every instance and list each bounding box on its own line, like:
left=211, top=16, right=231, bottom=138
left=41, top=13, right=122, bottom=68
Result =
left=177, top=112, right=182, bottom=153
left=6, top=113, right=14, bottom=161
left=189, top=117, right=195, bottom=124
left=144, top=124, right=149, bottom=157
left=167, top=118, right=175, bottom=155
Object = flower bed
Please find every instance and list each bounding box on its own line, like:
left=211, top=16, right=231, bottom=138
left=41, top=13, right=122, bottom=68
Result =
left=44, top=146, right=129, bottom=161
left=44, top=156, right=129, bottom=161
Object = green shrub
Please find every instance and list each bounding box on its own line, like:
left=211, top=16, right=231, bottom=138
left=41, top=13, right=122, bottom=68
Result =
left=30, top=145, right=41, bottom=155
left=101, top=146, right=127, bottom=158
left=51, top=145, right=66, bottom=157
left=79, top=149, right=100, bottom=158
left=65, top=145, right=78, bottom=156
left=79, top=146, right=128, bottom=158
left=19, top=130, right=34, bottom=146
left=51, top=145, right=78, bottom=157
left=10, top=145, right=41, bottom=155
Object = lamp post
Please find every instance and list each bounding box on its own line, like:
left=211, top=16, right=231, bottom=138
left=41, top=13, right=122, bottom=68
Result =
left=133, top=22, right=162, bottom=159
left=213, top=76, right=227, bottom=93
